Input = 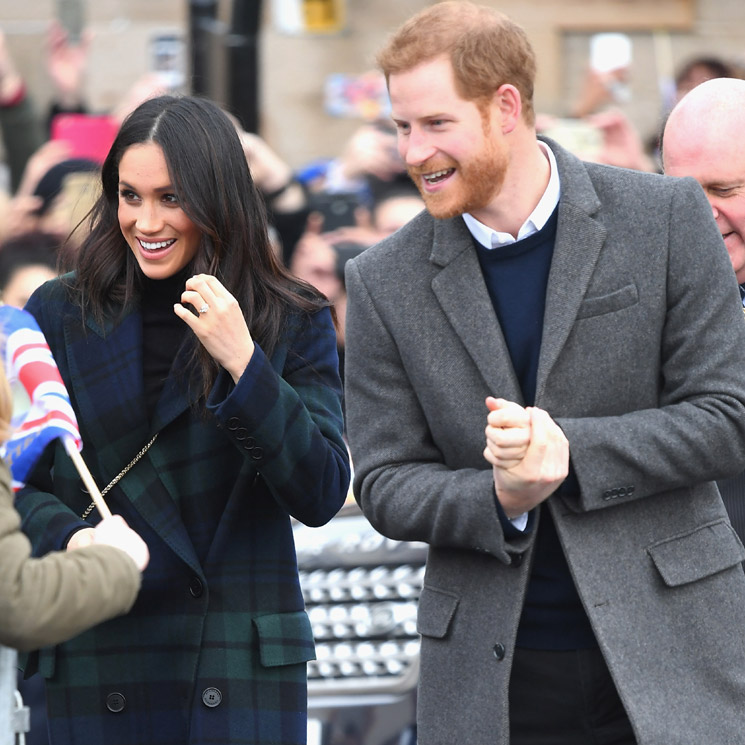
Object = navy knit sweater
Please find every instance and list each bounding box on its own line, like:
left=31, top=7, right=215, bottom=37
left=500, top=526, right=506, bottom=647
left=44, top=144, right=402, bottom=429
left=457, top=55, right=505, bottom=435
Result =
left=473, top=206, right=596, bottom=650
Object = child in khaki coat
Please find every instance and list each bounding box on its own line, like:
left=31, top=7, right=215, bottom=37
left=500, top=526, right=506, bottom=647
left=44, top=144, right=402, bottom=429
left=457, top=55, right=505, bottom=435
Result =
left=0, top=363, right=148, bottom=653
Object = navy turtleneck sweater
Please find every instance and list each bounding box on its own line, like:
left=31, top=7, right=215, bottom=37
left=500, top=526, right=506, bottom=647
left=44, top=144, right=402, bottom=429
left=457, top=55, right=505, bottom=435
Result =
left=473, top=206, right=596, bottom=650
left=139, top=268, right=190, bottom=415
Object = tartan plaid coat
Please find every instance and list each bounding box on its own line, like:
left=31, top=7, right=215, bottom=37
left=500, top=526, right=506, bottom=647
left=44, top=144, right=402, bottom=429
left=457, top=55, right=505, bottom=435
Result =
left=16, top=276, right=350, bottom=745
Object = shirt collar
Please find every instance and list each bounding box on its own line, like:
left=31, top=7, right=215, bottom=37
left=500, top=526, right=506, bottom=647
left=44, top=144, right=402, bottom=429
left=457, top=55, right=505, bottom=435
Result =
left=463, top=141, right=561, bottom=249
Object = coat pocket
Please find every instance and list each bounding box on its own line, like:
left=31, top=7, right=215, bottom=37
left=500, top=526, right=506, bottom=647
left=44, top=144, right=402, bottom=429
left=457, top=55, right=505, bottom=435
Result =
left=253, top=610, right=316, bottom=667
left=576, top=283, right=638, bottom=319
left=647, top=519, right=745, bottom=587
left=416, top=585, right=459, bottom=639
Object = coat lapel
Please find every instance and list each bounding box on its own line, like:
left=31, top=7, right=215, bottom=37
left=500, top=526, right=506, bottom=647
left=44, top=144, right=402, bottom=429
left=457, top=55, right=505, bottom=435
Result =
left=427, top=140, right=607, bottom=406
left=64, top=308, right=149, bottom=477
left=63, top=308, right=200, bottom=571
left=430, top=217, right=523, bottom=402
left=535, top=140, right=607, bottom=402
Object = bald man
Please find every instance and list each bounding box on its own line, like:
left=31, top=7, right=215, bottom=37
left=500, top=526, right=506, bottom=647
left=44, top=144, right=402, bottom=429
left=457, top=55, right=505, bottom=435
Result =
left=663, top=76, right=745, bottom=546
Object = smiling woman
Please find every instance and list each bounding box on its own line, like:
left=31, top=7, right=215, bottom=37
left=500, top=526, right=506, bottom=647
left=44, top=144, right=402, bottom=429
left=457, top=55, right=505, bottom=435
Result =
left=117, top=143, right=202, bottom=281
left=14, top=95, right=350, bottom=745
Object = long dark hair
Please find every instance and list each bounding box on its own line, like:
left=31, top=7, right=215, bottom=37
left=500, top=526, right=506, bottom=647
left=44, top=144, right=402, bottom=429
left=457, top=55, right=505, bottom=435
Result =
left=67, top=94, right=327, bottom=401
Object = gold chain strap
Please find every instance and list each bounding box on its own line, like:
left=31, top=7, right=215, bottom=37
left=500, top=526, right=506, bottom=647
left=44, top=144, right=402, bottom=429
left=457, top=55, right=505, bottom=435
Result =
left=80, top=433, right=160, bottom=520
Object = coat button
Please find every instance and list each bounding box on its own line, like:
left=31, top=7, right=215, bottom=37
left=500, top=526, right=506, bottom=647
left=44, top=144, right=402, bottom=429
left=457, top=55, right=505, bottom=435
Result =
left=493, top=643, right=506, bottom=661
left=189, top=577, right=204, bottom=598
left=106, top=692, right=126, bottom=713
left=250, top=447, right=263, bottom=460
left=235, top=428, right=249, bottom=441
left=202, top=687, right=222, bottom=708
left=227, top=417, right=240, bottom=431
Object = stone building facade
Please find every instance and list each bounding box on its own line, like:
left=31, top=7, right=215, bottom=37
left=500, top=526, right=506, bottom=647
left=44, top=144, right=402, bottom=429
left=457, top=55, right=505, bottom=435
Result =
left=1, top=0, right=744, bottom=171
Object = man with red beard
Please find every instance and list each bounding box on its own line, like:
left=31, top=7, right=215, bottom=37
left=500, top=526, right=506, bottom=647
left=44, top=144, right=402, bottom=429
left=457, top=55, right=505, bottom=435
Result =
left=343, top=3, right=745, bottom=745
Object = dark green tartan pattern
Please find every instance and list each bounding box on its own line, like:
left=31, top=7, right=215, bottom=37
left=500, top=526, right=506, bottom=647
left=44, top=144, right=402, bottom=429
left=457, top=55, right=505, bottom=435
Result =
left=16, top=277, right=350, bottom=744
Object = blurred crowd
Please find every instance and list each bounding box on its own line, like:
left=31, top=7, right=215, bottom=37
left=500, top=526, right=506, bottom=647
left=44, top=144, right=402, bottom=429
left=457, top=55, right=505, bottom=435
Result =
left=2, top=24, right=744, bottom=336
left=1, top=22, right=744, bottom=339
left=0, top=19, right=744, bottom=744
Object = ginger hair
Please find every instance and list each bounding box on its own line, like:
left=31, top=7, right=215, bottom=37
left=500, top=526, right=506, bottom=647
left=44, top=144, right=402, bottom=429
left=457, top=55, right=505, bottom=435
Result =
left=376, top=1, right=536, bottom=125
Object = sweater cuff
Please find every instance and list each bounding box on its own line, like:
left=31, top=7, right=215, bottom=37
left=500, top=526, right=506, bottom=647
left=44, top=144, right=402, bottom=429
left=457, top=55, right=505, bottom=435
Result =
left=495, top=490, right=535, bottom=538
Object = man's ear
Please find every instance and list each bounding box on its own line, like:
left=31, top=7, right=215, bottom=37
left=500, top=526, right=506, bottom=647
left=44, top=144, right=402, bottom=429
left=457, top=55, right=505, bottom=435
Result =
left=494, top=84, right=522, bottom=134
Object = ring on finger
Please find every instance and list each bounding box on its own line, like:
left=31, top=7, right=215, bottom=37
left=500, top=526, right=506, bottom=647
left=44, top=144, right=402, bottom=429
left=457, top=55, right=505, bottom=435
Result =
left=199, top=303, right=209, bottom=314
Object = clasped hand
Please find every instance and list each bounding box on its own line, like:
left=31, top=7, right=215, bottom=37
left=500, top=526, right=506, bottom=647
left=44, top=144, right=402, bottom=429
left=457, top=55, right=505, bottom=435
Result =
left=483, top=397, right=569, bottom=519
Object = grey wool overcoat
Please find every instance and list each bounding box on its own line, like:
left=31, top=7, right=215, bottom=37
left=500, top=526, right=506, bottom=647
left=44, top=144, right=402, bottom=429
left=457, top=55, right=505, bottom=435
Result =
left=344, top=138, right=745, bottom=745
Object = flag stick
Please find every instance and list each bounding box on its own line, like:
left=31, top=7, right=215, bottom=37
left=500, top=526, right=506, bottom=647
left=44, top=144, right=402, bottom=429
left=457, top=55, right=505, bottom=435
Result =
left=62, top=436, right=112, bottom=520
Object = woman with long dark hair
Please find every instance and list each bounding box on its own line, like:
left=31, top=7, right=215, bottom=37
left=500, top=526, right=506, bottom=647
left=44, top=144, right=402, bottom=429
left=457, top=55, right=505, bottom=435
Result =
left=16, top=95, right=350, bottom=745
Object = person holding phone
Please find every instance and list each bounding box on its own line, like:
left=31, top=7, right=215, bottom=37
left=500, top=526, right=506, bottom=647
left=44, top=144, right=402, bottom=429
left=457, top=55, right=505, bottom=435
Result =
left=16, top=94, right=349, bottom=745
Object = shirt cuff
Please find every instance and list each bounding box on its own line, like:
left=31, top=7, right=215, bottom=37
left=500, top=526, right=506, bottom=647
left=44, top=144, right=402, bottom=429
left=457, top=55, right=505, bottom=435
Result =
left=494, top=490, right=534, bottom=538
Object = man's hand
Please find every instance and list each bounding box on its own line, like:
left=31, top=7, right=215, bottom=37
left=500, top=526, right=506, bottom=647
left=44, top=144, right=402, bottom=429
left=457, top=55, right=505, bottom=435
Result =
left=488, top=406, right=569, bottom=519
left=46, top=21, right=92, bottom=109
left=483, top=397, right=531, bottom=469
left=587, top=108, right=655, bottom=172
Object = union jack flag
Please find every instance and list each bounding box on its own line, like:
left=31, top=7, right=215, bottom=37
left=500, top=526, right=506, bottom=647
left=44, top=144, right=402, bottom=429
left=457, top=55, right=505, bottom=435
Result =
left=0, top=304, right=82, bottom=490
